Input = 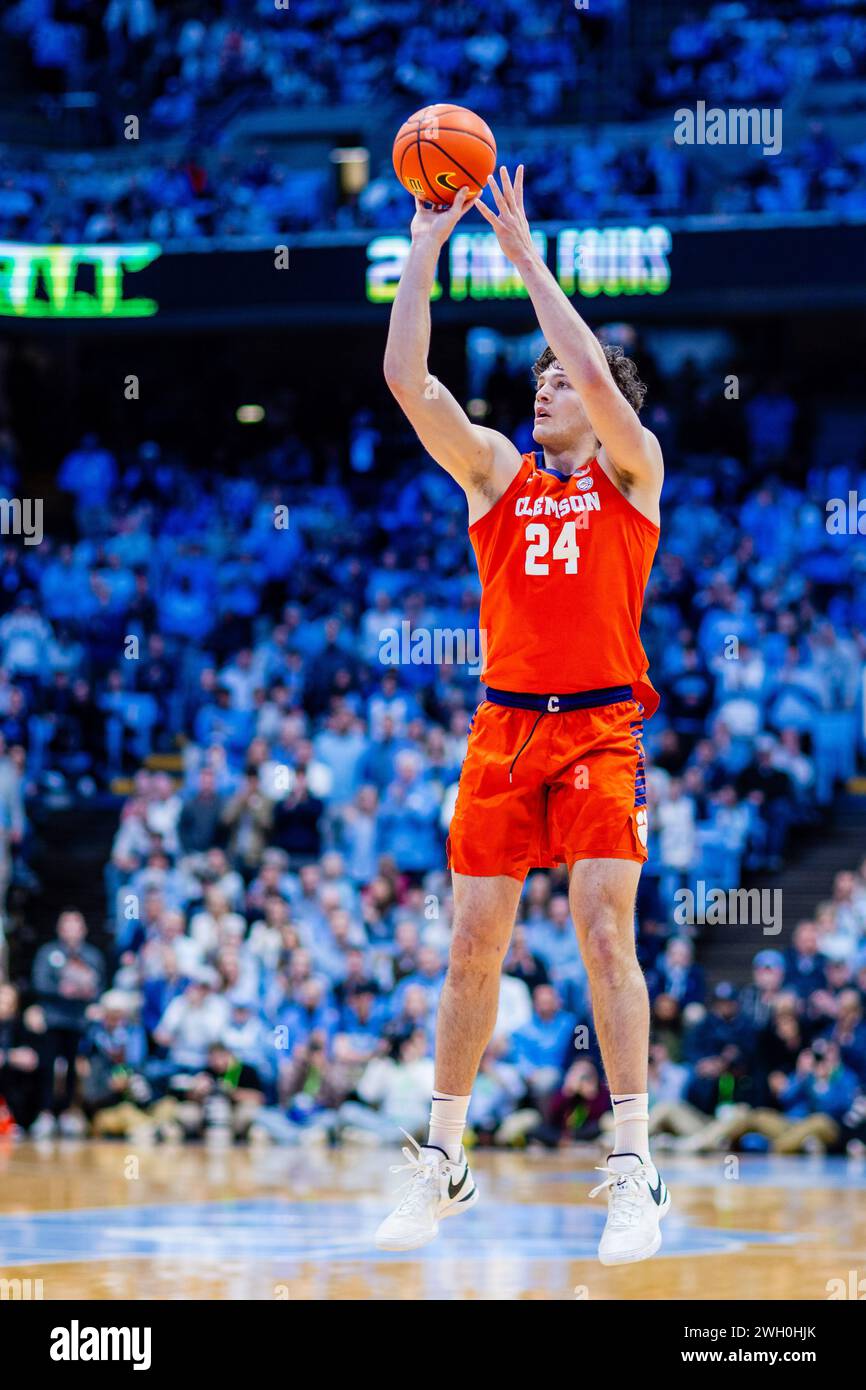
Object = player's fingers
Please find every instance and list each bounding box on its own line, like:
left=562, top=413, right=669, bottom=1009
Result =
left=499, top=165, right=515, bottom=209
left=485, top=173, right=505, bottom=212
left=444, top=187, right=471, bottom=225
left=454, top=185, right=477, bottom=217
left=514, top=163, right=525, bottom=211
left=474, top=197, right=497, bottom=225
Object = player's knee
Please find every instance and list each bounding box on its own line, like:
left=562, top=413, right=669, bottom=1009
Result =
left=448, top=921, right=507, bottom=978
left=576, top=906, right=637, bottom=981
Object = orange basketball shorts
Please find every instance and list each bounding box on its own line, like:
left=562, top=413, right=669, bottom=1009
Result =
left=446, top=693, right=649, bottom=881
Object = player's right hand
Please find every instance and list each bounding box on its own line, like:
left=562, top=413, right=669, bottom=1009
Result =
left=410, top=185, right=474, bottom=248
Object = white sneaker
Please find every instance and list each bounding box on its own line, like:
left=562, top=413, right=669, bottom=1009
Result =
left=375, top=1134, right=478, bottom=1251
left=31, top=1112, right=58, bottom=1139
left=58, top=1110, right=88, bottom=1137
left=590, top=1153, right=671, bottom=1266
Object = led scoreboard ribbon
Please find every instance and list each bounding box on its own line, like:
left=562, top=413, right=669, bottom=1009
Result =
left=2, top=223, right=857, bottom=322
left=0, top=243, right=161, bottom=318
left=366, top=226, right=672, bottom=303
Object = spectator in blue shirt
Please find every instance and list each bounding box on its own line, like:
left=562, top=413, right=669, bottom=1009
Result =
left=193, top=686, right=254, bottom=761
left=390, top=945, right=445, bottom=1016
left=57, top=434, right=118, bottom=521
left=337, top=984, right=386, bottom=1059
left=779, top=1039, right=860, bottom=1123
left=784, top=919, right=828, bottom=999
left=274, top=977, right=339, bottom=1054
left=313, top=707, right=368, bottom=805
left=509, top=984, right=578, bottom=1101
left=377, top=749, right=441, bottom=873
left=647, top=937, right=705, bottom=1007
left=822, top=991, right=866, bottom=1084
left=528, top=893, right=589, bottom=1016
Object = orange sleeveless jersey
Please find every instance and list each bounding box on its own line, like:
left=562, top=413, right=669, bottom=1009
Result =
left=469, top=451, right=660, bottom=717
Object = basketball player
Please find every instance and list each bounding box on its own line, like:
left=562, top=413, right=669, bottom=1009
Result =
left=376, top=167, right=668, bottom=1265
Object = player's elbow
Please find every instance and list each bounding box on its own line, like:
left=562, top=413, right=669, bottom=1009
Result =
left=383, top=369, right=410, bottom=401
left=383, top=356, right=426, bottom=397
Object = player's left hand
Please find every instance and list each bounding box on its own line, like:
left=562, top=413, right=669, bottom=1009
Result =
left=475, top=165, right=535, bottom=264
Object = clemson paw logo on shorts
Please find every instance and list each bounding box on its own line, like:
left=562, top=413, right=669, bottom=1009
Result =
left=635, top=807, right=648, bottom=847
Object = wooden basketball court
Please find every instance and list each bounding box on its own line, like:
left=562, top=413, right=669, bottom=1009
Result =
left=0, top=1140, right=862, bottom=1300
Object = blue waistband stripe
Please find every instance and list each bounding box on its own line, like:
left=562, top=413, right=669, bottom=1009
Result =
left=485, top=684, right=633, bottom=713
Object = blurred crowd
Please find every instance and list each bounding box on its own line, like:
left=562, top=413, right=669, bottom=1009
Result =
left=0, top=342, right=864, bottom=1147
left=4, top=0, right=604, bottom=123
left=1, top=124, right=863, bottom=248
left=4, top=869, right=866, bottom=1154
left=8, top=1, right=864, bottom=128
left=2, top=0, right=866, bottom=244
left=647, top=3, right=866, bottom=110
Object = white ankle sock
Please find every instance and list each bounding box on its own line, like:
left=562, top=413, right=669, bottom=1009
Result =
left=610, top=1092, right=650, bottom=1165
left=427, top=1092, right=471, bottom=1162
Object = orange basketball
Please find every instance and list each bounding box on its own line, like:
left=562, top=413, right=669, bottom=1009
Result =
left=392, top=103, right=496, bottom=206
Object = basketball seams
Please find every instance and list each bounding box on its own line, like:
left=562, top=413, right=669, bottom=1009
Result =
left=428, top=138, right=493, bottom=188
left=394, top=105, right=497, bottom=201
left=396, top=124, right=496, bottom=156
left=410, top=104, right=469, bottom=124
left=395, top=106, right=469, bottom=141
left=407, top=134, right=492, bottom=200
left=420, top=126, right=497, bottom=155
left=415, top=127, right=436, bottom=202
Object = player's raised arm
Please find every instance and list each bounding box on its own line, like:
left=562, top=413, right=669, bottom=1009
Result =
left=476, top=166, right=663, bottom=494
left=384, top=189, right=522, bottom=516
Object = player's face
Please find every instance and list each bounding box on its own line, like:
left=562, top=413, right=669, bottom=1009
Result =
left=532, top=364, right=592, bottom=447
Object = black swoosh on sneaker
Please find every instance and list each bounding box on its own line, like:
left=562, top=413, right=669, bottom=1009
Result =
left=448, top=1165, right=469, bottom=1200
left=647, top=1174, right=665, bottom=1206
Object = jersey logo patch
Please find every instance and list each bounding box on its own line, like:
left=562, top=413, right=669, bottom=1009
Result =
left=576, top=476, right=594, bottom=491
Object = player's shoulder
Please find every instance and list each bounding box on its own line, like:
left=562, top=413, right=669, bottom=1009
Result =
left=470, top=426, right=525, bottom=481
left=471, top=425, right=524, bottom=460
left=601, top=426, right=663, bottom=486
left=463, top=427, right=526, bottom=520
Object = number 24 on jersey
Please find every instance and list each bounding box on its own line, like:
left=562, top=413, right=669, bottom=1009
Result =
left=524, top=521, right=581, bottom=575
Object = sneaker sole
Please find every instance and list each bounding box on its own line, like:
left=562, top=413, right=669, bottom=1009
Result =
left=374, top=1184, right=479, bottom=1251
left=598, top=1193, right=671, bottom=1267
left=374, top=1226, right=441, bottom=1252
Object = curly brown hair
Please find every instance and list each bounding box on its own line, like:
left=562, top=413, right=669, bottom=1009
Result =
left=531, top=343, right=647, bottom=414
